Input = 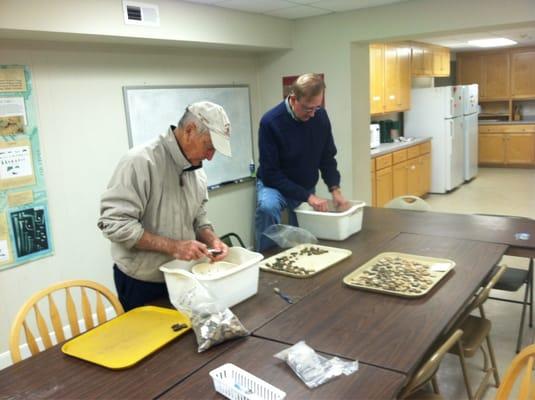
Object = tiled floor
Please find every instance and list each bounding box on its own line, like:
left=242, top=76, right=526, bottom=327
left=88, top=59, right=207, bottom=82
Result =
left=422, top=167, right=535, bottom=400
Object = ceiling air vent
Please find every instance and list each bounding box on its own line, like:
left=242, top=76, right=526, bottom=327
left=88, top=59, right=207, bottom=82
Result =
left=122, top=1, right=160, bottom=26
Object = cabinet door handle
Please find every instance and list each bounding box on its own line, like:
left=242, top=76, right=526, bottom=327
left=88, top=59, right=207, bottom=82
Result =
left=389, top=95, right=396, bottom=100
left=373, top=96, right=381, bottom=101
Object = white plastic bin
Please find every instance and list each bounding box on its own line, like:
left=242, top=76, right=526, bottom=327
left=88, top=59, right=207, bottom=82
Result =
left=210, top=363, right=286, bottom=400
left=294, top=200, right=366, bottom=241
left=159, top=247, right=263, bottom=309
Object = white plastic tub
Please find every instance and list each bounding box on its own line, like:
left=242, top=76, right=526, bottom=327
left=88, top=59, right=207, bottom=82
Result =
left=159, top=247, right=263, bottom=309
left=294, top=200, right=366, bottom=241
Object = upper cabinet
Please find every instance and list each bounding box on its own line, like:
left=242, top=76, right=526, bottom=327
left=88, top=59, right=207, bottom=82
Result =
left=410, top=42, right=450, bottom=77
left=370, top=43, right=411, bottom=115
left=457, top=51, right=510, bottom=100
left=511, top=49, right=535, bottom=99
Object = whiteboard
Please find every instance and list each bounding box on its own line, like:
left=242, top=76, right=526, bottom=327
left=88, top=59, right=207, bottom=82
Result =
left=123, top=85, right=254, bottom=189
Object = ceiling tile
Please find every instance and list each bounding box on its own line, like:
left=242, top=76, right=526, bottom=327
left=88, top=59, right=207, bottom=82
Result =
left=264, top=5, right=332, bottom=19
left=311, top=0, right=408, bottom=12
left=214, top=0, right=295, bottom=13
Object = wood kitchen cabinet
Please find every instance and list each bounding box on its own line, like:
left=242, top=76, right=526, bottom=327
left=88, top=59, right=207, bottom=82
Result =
left=457, top=51, right=510, bottom=100
left=479, top=124, right=535, bottom=166
left=410, top=42, right=450, bottom=77
left=511, top=49, right=535, bottom=98
left=371, top=141, right=432, bottom=207
left=369, top=43, right=411, bottom=115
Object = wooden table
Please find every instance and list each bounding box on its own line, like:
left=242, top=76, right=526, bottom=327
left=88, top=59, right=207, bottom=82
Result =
left=160, top=336, right=406, bottom=400
left=1, top=208, right=525, bottom=399
left=363, top=207, right=535, bottom=257
left=254, top=232, right=507, bottom=376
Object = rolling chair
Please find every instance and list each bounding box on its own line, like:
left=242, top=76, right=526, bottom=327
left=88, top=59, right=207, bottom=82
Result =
left=220, top=232, right=245, bottom=248
left=385, top=195, right=432, bottom=211
left=10, top=279, right=124, bottom=364
left=475, top=213, right=534, bottom=353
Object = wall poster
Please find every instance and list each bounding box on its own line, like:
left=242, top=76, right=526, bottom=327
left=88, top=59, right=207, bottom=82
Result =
left=0, top=65, right=53, bottom=271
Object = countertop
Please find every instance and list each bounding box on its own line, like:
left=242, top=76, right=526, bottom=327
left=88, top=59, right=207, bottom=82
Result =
left=479, top=120, right=535, bottom=125
left=371, top=137, right=431, bottom=157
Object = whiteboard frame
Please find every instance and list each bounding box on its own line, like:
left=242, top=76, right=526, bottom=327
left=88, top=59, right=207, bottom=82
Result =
left=122, top=84, right=256, bottom=190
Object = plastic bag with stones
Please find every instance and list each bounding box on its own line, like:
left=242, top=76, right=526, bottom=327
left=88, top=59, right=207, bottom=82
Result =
left=274, top=341, right=359, bottom=388
left=170, top=277, right=249, bottom=352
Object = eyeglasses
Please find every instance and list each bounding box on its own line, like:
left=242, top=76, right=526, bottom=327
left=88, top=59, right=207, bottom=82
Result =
left=296, top=99, right=322, bottom=114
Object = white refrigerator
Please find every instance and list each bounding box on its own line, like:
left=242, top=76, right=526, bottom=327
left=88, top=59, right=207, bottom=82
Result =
left=463, top=84, right=479, bottom=181
left=404, top=85, right=465, bottom=194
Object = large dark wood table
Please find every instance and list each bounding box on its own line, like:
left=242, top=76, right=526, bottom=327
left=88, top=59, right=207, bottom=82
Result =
left=2, top=207, right=530, bottom=399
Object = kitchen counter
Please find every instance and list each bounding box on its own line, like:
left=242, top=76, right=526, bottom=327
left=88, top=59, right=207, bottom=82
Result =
left=479, top=120, right=535, bottom=125
left=371, top=137, right=432, bottom=157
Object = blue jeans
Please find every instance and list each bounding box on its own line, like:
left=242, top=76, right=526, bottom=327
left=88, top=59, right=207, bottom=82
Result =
left=255, top=179, right=303, bottom=252
left=113, top=264, right=168, bottom=311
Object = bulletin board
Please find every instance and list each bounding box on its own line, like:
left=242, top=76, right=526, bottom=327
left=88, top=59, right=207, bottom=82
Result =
left=123, top=85, right=255, bottom=190
left=0, top=65, right=54, bottom=271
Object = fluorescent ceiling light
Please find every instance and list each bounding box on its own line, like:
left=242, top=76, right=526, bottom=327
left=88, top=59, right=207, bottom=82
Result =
left=467, top=38, right=517, bottom=47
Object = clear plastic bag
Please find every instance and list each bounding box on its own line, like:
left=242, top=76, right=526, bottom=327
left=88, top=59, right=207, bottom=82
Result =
left=262, top=224, right=318, bottom=249
left=274, top=341, right=359, bottom=389
left=171, top=278, right=249, bottom=353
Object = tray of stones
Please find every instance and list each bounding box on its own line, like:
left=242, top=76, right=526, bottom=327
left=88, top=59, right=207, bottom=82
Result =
left=259, top=244, right=352, bottom=278
left=343, top=252, right=455, bottom=298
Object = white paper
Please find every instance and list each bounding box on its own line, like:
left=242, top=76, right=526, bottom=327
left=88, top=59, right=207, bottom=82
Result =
left=0, top=240, right=8, bottom=262
left=0, top=97, right=27, bottom=124
left=0, top=145, right=33, bottom=179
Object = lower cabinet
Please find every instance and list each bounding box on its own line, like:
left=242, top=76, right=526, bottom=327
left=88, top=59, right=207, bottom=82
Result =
left=371, top=141, right=431, bottom=207
left=479, top=125, right=535, bottom=166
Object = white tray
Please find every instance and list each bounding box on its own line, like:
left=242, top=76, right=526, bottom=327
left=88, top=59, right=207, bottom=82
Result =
left=210, top=363, right=286, bottom=400
left=260, top=244, right=352, bottom=279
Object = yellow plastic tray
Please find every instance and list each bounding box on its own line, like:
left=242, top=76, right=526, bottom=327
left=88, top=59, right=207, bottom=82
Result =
left=61, top=306, right=191, bottom=369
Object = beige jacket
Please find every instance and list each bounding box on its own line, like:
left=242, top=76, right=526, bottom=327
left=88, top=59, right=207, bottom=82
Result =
left=98, top=127, right=212, bottom=282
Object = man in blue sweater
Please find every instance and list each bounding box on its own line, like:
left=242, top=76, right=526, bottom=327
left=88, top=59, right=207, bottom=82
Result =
left=255, top=73, right=348, bottom=251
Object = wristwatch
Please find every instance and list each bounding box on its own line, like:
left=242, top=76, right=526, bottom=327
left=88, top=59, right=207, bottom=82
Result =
left=328, top=185, right=340, bottom=193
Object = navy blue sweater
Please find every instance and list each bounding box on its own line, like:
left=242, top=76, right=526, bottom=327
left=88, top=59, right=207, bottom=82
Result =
left=257, top=100, right=341, bottom=202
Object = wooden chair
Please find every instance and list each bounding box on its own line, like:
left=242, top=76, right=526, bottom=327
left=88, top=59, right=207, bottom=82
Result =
left=398, top=329, right=464, bottom=400
left=385, top=195, right=432, bottom=211
left=496, top=343, right=535, bottom=400
left=10, top=279, right=124, bottom=364
left=448, top=265, right=507, bottom=400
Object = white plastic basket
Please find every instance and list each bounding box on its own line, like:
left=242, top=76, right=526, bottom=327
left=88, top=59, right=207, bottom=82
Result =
left=209, top=363, right=286, bottom=400
left=294, top=200, right=366, bottom=241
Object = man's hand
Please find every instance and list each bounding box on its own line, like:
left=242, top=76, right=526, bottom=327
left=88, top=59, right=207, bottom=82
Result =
left=207, top=238, right=229, bottom=261
left=169, top=240, right=210, bottom=261
left=331, top=188, right=350, bottom=212
left=308, top=194, right=329, bottom=212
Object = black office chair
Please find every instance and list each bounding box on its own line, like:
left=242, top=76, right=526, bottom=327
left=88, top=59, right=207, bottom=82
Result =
left=220, top=232, right=245, bottom=248
left=475, top=213, right=534, bottom=353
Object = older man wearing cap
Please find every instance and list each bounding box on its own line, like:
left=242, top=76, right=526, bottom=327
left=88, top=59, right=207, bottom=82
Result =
left=98, top=101, right=232, bottom=310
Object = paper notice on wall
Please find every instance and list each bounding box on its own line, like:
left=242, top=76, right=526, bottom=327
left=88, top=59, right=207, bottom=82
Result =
left=0, top=67, right=26, bottom=93
left=0, top=213, right=13, bottom=265
left=0, top=145, right=33, bottom=180
left=0, top=96, right=27, bottom=124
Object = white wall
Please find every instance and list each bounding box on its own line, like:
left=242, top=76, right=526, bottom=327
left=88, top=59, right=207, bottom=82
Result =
left=0, top=39, right=261, bottom=365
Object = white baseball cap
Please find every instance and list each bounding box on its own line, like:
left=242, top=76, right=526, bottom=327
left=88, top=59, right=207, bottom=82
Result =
left=187, top=101, right=232, bottom=157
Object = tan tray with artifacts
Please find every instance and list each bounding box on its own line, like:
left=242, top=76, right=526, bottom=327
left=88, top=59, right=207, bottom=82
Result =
left=260, top=243, right=352, bottom=278
left=343, top=252, right=455, bottom=298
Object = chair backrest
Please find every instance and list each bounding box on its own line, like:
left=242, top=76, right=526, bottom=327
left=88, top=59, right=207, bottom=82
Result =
left=220, top=232, right=245, bottom=247
left=9, top=279, right=124, bottom=364
left=469, top=265, right=507, bottom=313
left=385, top=195, right=432, bottom=212
left=399, top=329, right=464, bottom=399
left=496, top=343, right=535, bottom=400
